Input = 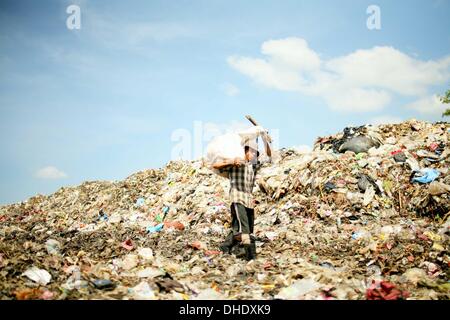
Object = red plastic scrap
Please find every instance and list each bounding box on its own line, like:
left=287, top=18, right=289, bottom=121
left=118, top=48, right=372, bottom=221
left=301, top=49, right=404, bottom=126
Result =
left=14, top=288, right=43, bottom=300
left=429, top=143, right=439, bottom=152
left=321, top=286, right=336, bottom=300
left=263, top=262, right=273, bottom=270
left=163, top=220, right=185, bottom=231
left=41, top=290, right=54, bottom=300
left=204, top=250, right=221, bottom=256
left=385, top=242, right=394, bottom=250
left=121, top=239, right=134, bottom=251
left=14, top=288, right=54, bottom=300
left=390, top=149, right=404, bottom=156
left=417, top=232, right=429, bottom=241
left=366, top=280, right=409, bottom=300
left=317, top=137, right=330, bottom=144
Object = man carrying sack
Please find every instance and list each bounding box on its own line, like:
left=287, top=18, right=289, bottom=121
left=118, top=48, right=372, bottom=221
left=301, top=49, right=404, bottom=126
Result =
left=212, top=136, right=272, bottom=261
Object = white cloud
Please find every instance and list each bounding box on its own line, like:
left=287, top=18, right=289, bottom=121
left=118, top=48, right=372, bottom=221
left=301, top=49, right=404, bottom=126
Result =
left=228, top=38, right=450, bottom=112
left=369, top=115, right=403, bottom=125
left=222, top=83, right=240, bottom=96
left=262, top=38, right=321, bottom=72
left=326, top=47, right=450, bottom=96
left=228, top=56, right=304, bottom=92
left=35, top=166, right=68, bottom=179
left=404, top=95, right=447, bottom=115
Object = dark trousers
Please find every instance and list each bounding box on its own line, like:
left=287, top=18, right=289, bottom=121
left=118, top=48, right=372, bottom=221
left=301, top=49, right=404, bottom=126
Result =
left=220, top=203, right=256, bottom=256
left=230, top=202, right=254, bottom=236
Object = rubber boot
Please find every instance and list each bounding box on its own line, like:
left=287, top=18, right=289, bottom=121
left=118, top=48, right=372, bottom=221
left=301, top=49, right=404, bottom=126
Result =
left=250, top=242, right=257, bottom=259
left=250, top=234, right=265, bottom=243
left=244, top=243, right=256, bottom=261
left=219, top=232, right=237, bottom=254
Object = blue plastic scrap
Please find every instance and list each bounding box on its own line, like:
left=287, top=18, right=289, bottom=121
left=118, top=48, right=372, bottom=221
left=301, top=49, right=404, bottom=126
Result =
left=146, top=223, right=164, bottom=233
left=136, top=198, right=145, bottom=207
left=412, top=168, right=440, bottom=184
left=162, top=206, right=170, bottom=220
left=351, top=232, right=362, bottom=240
left=98, top=210, right=108, bottom=222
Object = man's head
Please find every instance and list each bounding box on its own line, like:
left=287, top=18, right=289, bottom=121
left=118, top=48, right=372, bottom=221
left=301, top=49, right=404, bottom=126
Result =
left=244, top=145, right=259, bottom=162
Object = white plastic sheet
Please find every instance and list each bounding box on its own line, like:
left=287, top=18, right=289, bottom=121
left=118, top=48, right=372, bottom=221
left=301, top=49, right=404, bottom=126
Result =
left=22, top=267, right=52, bottom=285
left=205, top=132, right=245, bottom=165
left=205, top=126, right=267, bottom=165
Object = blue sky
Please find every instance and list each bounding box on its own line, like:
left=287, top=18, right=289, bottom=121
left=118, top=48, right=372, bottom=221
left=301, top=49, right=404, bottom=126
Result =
left=0, top=0, right=449, bottom=204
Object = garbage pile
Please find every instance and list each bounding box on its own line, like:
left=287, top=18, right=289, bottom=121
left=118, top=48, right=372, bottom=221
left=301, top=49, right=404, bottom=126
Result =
left=0, top=119, right=449, bottom=300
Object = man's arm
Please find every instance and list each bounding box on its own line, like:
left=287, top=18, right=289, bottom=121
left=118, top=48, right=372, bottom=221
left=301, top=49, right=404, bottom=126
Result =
left=258, top=131, right=272, bottom=159
left=212, top=157, right=244, bottom=170
left=263, top=139, right=272, bottom=158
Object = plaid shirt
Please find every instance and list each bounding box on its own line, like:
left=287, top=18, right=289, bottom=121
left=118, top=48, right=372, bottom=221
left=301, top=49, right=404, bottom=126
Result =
left=222, top=161, right=262, bottom=209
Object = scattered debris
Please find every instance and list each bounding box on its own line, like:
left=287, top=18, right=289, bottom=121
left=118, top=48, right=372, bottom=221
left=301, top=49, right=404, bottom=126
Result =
left=0, top=119, right=449, bottom=300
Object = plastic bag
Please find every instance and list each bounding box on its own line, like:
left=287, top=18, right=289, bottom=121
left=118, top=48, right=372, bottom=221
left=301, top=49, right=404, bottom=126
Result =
left=411, top=168, right=440, bottom=184
left=237, top=125, right=267, bottom=141
left=205, top=132, right=245, bottom=165
left=22, top=267, right=52, bottom=285
left=204, top=125, right=268, bottom=177
left=339, top=136, right=379, bottom=154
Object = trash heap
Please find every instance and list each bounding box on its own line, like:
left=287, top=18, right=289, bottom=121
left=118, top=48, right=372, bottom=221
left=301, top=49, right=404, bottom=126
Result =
left=0, top=119, right=449, bottom=300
